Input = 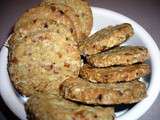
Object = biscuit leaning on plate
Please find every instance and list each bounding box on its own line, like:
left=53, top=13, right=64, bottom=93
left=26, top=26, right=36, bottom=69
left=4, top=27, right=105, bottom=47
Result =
left=86, top=46, right=149, bottom=67
left=41, top=0, right=93, bottom=39
left=14, top=5, right=77, bottom=40
left=26, top=94, right=115, bottom=120
left=79, top=23, right=134, bottom=55
left=8, top=29, right=81, bottom=96
left=79, top=63, right=150, bottom=83
left=60, top=77, right=147, bottom=105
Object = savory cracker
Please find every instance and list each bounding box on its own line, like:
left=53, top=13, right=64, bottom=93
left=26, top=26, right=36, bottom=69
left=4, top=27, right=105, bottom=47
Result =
left=8, top=30, right=80, bottom=96
left=87, top=46, right=149, bottom=67
left=26, top=94, right=115, bottom=120
left=79, top=23, right=134, bottom=55
left=79, top=63, right=150, bottom=83
left=60, top=77, right=147, bottom=105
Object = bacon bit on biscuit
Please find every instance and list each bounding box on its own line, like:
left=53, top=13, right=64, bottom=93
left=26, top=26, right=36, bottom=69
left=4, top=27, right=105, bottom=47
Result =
left=64, top=63, right=70, bottom=68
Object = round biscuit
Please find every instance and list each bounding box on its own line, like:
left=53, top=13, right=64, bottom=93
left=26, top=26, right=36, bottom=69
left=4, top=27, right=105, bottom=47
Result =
left=80, top=64, right=150, bottom=83
left=79, top=23, right=134, bottom=55
left=60, top=77, right=147, bottom=105
left=26, top=94, right=115, bottom=120
left=87, top=46, right=149, bottom=67
left=8, top=30, right=81, bottom=96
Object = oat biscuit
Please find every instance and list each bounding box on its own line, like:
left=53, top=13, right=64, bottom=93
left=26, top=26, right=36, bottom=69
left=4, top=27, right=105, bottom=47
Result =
left=79, top=23, right=134, bottom=55
left=60, top=77, right=147, bottom=105
left=26, top=94, right=115, bottom=120
left=41, top=0, right=93, bottom=37
left=87, top=46, right=149, bottom=67
left=79, top=63, right=150, bottom=83
left=8, top=30, right=80, bottom=96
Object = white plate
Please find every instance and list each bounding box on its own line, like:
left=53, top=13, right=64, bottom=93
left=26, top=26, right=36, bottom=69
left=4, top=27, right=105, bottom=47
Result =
left=1, top=7, right=160, bottom=120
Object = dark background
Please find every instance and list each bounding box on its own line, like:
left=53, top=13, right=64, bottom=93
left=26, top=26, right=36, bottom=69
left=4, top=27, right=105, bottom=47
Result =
left=0, top=0, right=160, bottom=120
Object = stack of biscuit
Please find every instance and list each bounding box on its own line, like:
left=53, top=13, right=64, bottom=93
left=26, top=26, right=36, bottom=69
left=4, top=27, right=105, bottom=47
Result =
left=61, top=23, right=150, bottom=106
left=7, top=0, right=150, bottom=120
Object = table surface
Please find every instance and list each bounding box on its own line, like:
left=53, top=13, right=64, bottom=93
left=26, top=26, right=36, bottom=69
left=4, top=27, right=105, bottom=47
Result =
left=0, top=0, right=160, bottom=120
